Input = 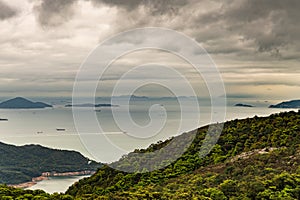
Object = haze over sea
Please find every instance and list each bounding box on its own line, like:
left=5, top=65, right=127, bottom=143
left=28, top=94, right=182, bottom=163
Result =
left=0, top=97, right=295, bottom=163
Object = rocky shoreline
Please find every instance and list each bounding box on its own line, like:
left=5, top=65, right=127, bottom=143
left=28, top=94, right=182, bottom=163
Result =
left=9, top=170, right=95, bottom=189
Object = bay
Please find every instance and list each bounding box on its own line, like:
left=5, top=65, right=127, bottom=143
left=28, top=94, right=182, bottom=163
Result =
left=28, top=175, right=90, bottom=194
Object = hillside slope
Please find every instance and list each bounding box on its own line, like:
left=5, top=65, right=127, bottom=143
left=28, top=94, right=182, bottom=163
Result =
left=269, top=100, right=300, bottom=108
left=66, top=111, right=300, bottom=199
left=0, top=142, right=102, bottom=184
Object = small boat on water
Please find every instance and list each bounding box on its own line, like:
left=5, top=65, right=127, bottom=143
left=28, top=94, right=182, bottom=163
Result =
left=56, top=128, right=66, bottom=131
left=0, top=118, right=8, bottom=121
left=37, top=131, right=43, bottom=134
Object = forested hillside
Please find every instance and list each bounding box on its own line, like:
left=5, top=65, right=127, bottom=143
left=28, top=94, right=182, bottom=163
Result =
left=0, top=143, right=101, bottom=184
left=66, top=111, right=300, bottom=199
left=1, top=111, right=300, bottom=199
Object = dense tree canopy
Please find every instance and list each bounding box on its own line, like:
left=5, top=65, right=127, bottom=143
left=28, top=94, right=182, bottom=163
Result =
left=0, top=142, right=101, bottom=184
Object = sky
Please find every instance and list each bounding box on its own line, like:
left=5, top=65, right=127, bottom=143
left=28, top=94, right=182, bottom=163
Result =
left=0, top=0, right=300, bottom=104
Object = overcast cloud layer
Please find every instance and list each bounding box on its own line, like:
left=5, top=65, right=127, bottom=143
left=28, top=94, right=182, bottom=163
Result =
left=0, top=0, right=299, bottom=103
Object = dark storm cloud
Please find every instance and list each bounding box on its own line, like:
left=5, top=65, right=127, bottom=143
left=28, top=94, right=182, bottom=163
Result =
left=91, top=0, right=142, bottom=10
left=92, top=0, right=189, bottom=14
left=196, top=0, right=300, bottom=56
left=224, top=0, right=297, bottom=52
left=34, top=0, right=77, bottom=26
left=0, top=0, right=17, bottom=20
left=94, top=0, right=300, bottom=60
left=33, top=0, right=300, bottom=54
left=34, top=0, right=189, bottom=26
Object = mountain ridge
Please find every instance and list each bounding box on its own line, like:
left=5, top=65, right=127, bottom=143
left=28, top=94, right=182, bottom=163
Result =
left=0, top=97, right=52, bottom=109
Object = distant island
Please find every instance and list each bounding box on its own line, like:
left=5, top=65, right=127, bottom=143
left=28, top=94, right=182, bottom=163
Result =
left=269, top=100, right=300, bottom=108
left=234, top=103, right=254, bottom=107
left=96, top=95, right=149, bottom=101
left=0, top=141, right=102, bottom=185
left=65, top=103, right=118, bottom=108
left=0, top=97, right=52, bottom=109
left=129, top=95, right=149, bottom=101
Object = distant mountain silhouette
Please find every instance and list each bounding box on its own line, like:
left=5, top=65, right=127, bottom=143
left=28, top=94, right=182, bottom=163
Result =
left=269, top=100, right=300, bottom=108
left=0, top=97, right=52, bottom=109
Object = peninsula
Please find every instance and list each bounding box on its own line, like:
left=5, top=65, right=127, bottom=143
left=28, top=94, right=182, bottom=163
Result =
left=269, top=99, right=300, bottom=108
left=0, top=142, right=102, bottom=185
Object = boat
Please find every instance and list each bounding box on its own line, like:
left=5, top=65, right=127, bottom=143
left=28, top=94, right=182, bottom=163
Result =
left=56, top=128, right=66, bottom=131
left=0, top=118, right=8, bottom=121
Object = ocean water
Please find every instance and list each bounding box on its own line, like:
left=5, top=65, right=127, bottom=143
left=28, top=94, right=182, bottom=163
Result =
left=0, top=99, right=296, bottom=193
left=0, top=101, right=294, bottom=162
left=0, top=100, right=296, bottom=162
left=28, top=175, right=90, bottom=194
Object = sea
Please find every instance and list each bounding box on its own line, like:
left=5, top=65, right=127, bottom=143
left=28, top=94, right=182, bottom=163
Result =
left=0, top=97, right=296, bottom=193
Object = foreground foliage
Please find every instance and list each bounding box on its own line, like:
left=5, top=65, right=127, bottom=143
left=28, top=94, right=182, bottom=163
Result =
left=0, top=185, right=74, bottom=200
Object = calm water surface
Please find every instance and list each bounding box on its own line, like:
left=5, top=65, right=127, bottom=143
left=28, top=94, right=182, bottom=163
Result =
left=28, top=175, right=90, bottom=194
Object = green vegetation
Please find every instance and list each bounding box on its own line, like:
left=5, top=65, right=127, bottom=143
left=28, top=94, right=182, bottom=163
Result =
left=1, top=110, right=300, bottom=199
left=67, top=111, right=300, bottom=199
left=0, top=143, right=102, bottom=184
left=0, top=185, right=74, bottom=200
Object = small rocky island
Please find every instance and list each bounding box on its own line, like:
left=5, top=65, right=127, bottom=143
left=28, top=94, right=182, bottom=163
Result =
left=269, top=100, right=300, bottom=108
left=234, top=103, right=254, bottom=107
left=0, top=97, right=52, bottom=109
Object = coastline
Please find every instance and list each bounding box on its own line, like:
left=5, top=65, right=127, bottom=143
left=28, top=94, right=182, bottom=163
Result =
left=9, top=170, right=95, bottom=189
